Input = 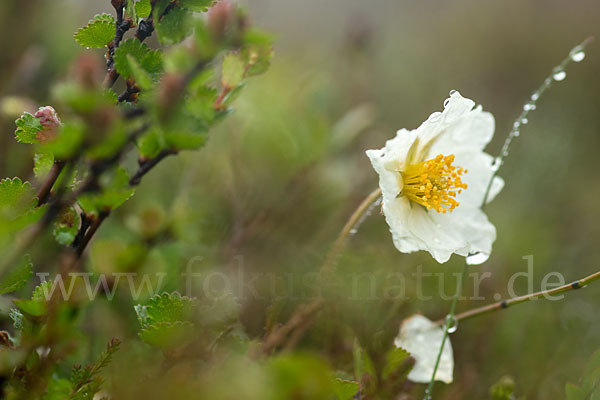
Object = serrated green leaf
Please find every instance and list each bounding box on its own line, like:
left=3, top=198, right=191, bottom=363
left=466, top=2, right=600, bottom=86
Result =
left=382, top=347, right=411, bottom=379
left=155, top=6, right=193, bottom=45
left=221, top=53, right=245, bottom=88
left=53, top=206, right=81, bottom=246
left=135, top=292, right=197, bottom=327
left=9, top=308, right=24, bottom=330
left=332, top=378, right=359, bottom=400
left=242, top=29, right=274, bottom=77
left=33, top=153, right=54, bottom=179
left=139, top=321, right=196, bottom=349
left=136, top=0, right=152, bottom=18
left=114, top=39, right=163, bottom=81
left=14, top=112, right=42, bottom=144
left=0, top=255, right=33, bottom=295
left=127, top=55, right=153, bottom=90
left=180, top=0, right=214, bottom=12
left=14, top=281, right=53, bottom=317
left=0, top=177, right=37, bottom=221
left=74, top=16, right=115, bottom=48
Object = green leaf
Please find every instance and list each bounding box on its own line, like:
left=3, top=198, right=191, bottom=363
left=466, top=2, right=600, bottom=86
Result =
left=139, top=321, right=196, bottom=349
left=490, top=376, right=517, bottom=400
left=43, top=378, right=73, bottom=400
left=136, top=0, right=152, bottom=18
left=78, top=167, right=135, bottom=216
left=14, top=112, right=42, bottom=144
left=114, top=39, right=163, bottom=80
left=125, top=0, right=137, bottom=20
left=242, top=29, right=274, bottom=77
left=221, top=53, right=245, bottom=88
left=33, top=153, right=54, bottom=179
left=9, top=308, right=24, bottom=330
left=13, top=281, right=53, bottom=317
left=135, top=292, right=197, bottom=327
left=74, top=14, right=116, bottom=49
left=127, top=55, right=153, bottom=90
left=0, top=255, right=33, bottom=295
left=53, top=206, right=81, bottom=246
left=332, top=378, right=359, bottom=400
left=566, top=383, right=586, bottom=400
left=180, top=0, right=214, bottom=12
left=0, top=178, right=37, bottom=220
left=382, top=347, right=411, bottom=379
left=40, top=123, right=85, bottom=160
left=155, top=6, right=193, bottom=45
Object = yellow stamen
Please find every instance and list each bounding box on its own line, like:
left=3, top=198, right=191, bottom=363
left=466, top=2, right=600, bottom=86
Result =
left=400, top=154, right=467, bottom=213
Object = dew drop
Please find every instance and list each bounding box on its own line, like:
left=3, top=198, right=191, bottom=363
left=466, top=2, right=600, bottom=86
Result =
left=466, top=252, right=490, bottom=265
left=349, top=228, right=357, bottom=235
left=513, top=130, right=520, bottom=137
left=449, top=89, right=458, bottom=96
left=513, top=121, right=520, bottom=129
left=570, top=46, right=586, bottom=62
left=523, top=103, right=536, bottom=111
left=445, top=315, right=458, bottom=334
left=530, top=93, right=539, bottom=101
left=553, top=70, right=567, bottom=81
left=521, top=117, right=528, bottom=124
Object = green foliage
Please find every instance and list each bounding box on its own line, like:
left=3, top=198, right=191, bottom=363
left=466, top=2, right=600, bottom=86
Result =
left=53, top=206, right=81, bottom=246
left=9, top=308, right=24, bottom=330
left=69, top=338, right=121, bottom=399
left=114, top=39, right=163, bottom=81
left=74, top=14, right=115, bottom=49
left=0, top=255, right=33, bottom=295
left=136, top=0, right=152, bottom=18
left=566, top=350, right=600, bottom=399
left=135, top=292, right=198, bottom=349
left=0, top=177, right=37, bottom=219
left=242, top=29, right=275, bottom=77
left=14, top=112, right=42, bottom=144
left=332, top=378, right=359, bottom=400
left=180, top=0, right=214, bottom=12
left=78, top=167, right=135, bottom=216
left=490, top=376, right=525, bottom=400
left=13, top=281, right=54, bottom=317
left=155, top=6, right=193, bottom=45
left=33, top=153, right=54, bottom=178
left=221, top=53, right=245, bottom=89
left=40, top=123, right=85, bottom=160
left=125, top=0, right=137, bottom=20
left=382, top=347, right=410, bottom=379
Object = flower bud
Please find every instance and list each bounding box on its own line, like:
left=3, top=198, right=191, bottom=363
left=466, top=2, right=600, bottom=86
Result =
left=34, top=106, right=61, bottom=143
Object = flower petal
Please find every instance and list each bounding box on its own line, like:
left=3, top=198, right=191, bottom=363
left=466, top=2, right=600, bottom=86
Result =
left=394, top=314, right=453, bottom=384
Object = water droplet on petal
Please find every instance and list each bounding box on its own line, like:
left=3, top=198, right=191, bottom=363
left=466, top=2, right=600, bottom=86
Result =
left=445, top=315, right=458, bottom=334
left=466, top=252, right=489, bottom=265
left=553, top=70, right=567, bottom=81
left=443, top=98, right=450, bottom=108
left=449, top=89, right=457, bottom=96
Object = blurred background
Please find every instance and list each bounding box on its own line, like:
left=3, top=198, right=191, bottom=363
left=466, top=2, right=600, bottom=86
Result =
left=1, top=0, right=599, bottom=398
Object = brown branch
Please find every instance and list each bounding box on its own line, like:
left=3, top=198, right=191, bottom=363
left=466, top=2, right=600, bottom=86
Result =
left=129, top=149, right=177, bottom=186
left=36, top=160, right=65, bottom=206
left=75, top=210, right=110, bottom=258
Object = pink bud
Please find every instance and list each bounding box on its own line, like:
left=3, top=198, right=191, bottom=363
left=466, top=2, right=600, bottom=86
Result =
left=34, top=106, right=61, bottom=143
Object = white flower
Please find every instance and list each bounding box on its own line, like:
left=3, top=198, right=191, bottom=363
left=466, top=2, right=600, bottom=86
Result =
left=366, top=91, right=503, bottom=263
left=394, top=314, right=453, bottom=384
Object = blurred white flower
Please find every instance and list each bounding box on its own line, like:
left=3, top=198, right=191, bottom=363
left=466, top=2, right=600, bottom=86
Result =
left=394, top=314, right=453, bottom=384
left=366, top=91, right=503, bottom=263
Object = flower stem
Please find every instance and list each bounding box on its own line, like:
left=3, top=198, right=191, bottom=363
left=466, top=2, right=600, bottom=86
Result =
left=319, top=187, right=382, bottom=282
left=481, top=36, right=593, bottom=206
left=424, top=262, right=468, bottom=399
left=433, top=270, right=600, bottom=327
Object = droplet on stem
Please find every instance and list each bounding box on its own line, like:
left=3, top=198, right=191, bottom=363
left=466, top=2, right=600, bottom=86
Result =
left=553, top=70, right=567, bottom=81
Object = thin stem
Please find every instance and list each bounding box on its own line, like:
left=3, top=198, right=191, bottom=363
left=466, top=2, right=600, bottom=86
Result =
left=319, top=187, right=382, bottom=281
left=75, top=210, right=110, bottom=258
left=481, top=36, right=593, bottom=207
left=129, top=149, right=177, bottom=186
left=434, top=270, right=600, bottom=326
left=36, top=160, right=65, bottom=206
left=425, top=262, right=467, bottom=399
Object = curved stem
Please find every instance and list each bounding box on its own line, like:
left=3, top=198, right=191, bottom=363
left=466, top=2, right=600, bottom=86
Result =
left=425, top=262, right=467, bottom=399
left=319, top=187, right=382, bottom=281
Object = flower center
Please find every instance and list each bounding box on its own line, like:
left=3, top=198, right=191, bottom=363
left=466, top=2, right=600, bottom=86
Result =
left=400, top=154, right=467, bottom=213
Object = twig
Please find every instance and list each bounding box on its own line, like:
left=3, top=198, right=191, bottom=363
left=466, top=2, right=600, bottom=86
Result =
left=129, top=149, right=177, bottom=186
left=434, top=270, right=600, bottom=326
left=36, top=160, right=65, bottom=206
left=75, top=210, right=110, bottom=258
left=104, top=1, right=131, bottom=88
